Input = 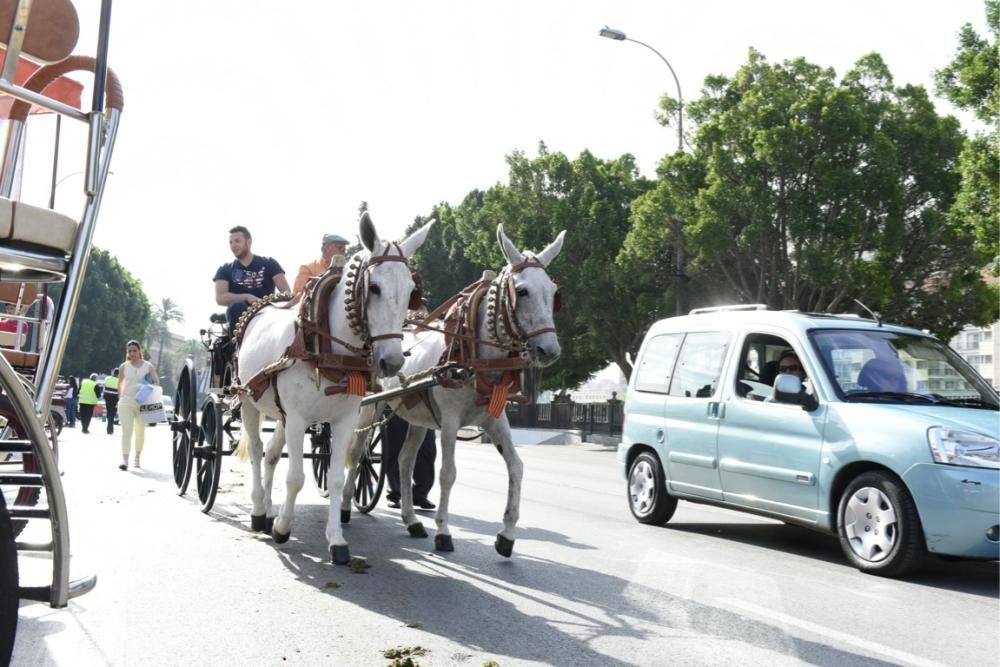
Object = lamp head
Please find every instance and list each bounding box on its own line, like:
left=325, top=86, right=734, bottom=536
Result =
left=599, top=26, right=627, bottom=40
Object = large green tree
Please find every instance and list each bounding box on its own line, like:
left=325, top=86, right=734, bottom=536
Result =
left=57, top=248, right=151, bottom=377
left=405, top=199, right=485, bottom=309
left=935, top=0, right=999, bottom=263
left=638, top=50, right=992, bottom=340
left=458, top=144, right=654, bottom=386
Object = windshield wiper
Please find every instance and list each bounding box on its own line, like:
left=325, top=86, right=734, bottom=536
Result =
left=845, top=391, right=942, bottom=404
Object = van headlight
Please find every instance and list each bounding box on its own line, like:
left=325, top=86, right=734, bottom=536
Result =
left=928, top=428, right=1000, bottom=469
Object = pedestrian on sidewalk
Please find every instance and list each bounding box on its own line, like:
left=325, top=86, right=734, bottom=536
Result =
left=117, top=340, right=159, bottom=470
left=103, top=368, right=119, bottom=435
left=77, top=373, right=102, bottom=434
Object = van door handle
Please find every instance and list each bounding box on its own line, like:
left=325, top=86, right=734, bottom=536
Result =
left=656, top=428, right=664, bottom=443
left=707, top=402, right=724, bottom=419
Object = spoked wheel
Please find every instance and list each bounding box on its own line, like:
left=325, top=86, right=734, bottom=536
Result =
left=352, top=422, right=386, bottom=514
left=194, top=396, right=224, bottom=513
left=172, top=361, right=198, bottom=495
left=310, top=423, right=331, bottom=498
left=0, top=396, right=39, bottom=538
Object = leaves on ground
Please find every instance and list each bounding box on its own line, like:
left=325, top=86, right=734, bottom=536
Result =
left=483, top=662, right=501, bottom=667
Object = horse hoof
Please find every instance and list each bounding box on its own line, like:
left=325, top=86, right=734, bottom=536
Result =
left=330, top=545, right=351, bottom=565
left=407, top=522, right=428, bottom=538
left=272, top=528, right=290, bottom=544
left=340, top=509, right=351, bottom=524
left=265, top=516, right=274, bottom=533
left=435, top=534, right=454, bottom=552
left=250, top=514, right=266, bottom=532
left=495, top=534, right=514, bottom=558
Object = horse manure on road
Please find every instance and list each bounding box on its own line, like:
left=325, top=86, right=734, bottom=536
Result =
left=324, top=580, right=341, bottom=589
left=348, top=557, right=371, bottom=573
left=382, top=646, right=429, bottom=667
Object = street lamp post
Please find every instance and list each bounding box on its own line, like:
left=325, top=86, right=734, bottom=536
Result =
left=599, top=25, right=687, bottom=315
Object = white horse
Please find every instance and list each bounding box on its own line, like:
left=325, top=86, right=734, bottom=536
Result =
left=237, top=212, right=432, bottom=564
left=342, top=225, right=565, bottom=558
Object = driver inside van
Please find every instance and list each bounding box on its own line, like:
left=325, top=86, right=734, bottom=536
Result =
left=777, top=350, right=806, bottom=381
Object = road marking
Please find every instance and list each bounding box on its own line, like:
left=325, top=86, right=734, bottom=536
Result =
left=718, top=597, right=953, bottom=667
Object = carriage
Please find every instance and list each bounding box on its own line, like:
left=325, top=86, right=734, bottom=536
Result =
left=0, top=0, right=121, bottom=660
left=168, top=276, right=391, bottom=515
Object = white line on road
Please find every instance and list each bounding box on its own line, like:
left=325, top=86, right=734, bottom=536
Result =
left=717, top=597, right=953, bottom=667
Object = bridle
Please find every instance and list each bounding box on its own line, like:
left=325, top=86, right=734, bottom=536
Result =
left=344, top=241, right=423, bottom=347
left=486, top=257, right=562, bottom=350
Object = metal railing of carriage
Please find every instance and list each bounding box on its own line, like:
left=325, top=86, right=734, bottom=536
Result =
left=0, top=1, right=121, bottom=651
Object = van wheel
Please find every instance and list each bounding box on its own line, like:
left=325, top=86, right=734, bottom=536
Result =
left=837, top=471, right=926, bottom=577
left=627, top=452, right=677, bottom=525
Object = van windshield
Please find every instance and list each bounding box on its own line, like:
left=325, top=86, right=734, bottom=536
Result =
left=810, top=330, right=999, bottom=409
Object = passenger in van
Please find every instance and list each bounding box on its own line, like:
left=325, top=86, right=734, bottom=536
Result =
left=857, top=357, right=907, bottom=393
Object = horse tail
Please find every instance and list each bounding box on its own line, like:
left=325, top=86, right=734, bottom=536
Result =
left=235, top=426, right=250, bottom=463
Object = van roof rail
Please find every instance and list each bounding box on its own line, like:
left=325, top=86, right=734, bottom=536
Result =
left=688, top=304, right=769, bottom=315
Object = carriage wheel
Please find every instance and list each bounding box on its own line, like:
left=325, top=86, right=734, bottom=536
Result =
left=352, top=422, right=386, bottom=514
left=172, top=361, right=197, bottom=494
left=310, top=423, right=331, bottom=498
left=195, top=396, right=224, bottom=513
left=0, top=396, right=39, bottom=538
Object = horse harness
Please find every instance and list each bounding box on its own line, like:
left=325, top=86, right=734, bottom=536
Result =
left=407, top=257, right=561, bottom=419
left=232, top=243, right=421, bottom=420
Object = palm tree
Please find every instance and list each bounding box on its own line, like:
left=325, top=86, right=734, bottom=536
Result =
left=152, top=297, right=185, bottom=372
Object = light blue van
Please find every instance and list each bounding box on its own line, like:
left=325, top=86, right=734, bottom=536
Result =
left=618, top=305, right=999, bottom=577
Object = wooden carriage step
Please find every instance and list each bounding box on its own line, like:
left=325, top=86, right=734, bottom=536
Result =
left=7, top=504, right=48, bottom=519
left=0, top=472, right=43, bottom=486
left=14, top=539, right=52, bottom=551
left=0, top=438, right=31, bottom=452
left=1, top=348, right=40, bottom=369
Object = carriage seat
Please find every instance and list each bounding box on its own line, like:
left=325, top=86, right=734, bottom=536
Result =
left=0, top=196, right=77, bottom=279
left=0, top=0, right=80, bottom=65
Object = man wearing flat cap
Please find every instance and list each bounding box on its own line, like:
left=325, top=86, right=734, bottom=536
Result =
left=293, top=233, right=350, bottom=294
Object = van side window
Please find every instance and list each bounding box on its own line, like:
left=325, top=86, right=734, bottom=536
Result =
left=736, top=333, right=798, bottom=400
left=668, top=332, right=730, bottom=398
left=634, top=333, right=684, bottom=394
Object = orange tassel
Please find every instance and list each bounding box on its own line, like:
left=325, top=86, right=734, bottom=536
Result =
left=347, top=372, right=367, bottom=397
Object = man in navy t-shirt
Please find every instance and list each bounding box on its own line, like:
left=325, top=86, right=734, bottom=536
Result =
left=213, top=225, right=290, bottom=331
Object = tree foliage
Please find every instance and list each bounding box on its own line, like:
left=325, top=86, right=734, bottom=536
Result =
left=643, top=49, right=993, bottom=340
left=935, top=0, right=999, bottom=263
left=448, top=144, right=654, bottom=386
left=147, top=297, right=185, bottom=374
left=57, top=247, right=151, bottom=377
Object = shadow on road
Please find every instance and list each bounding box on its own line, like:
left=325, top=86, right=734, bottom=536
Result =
left=667, top=521, right=999, bottom=598
left=217, top=503, right=907, bottom=667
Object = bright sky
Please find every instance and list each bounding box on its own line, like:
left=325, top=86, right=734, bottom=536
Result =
left=14, top=0, right=990, bottom=341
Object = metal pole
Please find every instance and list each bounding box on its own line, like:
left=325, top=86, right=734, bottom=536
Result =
left=621, top=37, right=686, bottom=315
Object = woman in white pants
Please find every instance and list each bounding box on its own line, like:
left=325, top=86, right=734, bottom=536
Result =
left=117, top=340, right=159, bottom=470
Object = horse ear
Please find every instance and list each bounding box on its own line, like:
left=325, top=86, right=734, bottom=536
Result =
left=536, top=230, right=566, bottom=268
left=359, top=211, right=379, bottom=252
left=497, top=224, right=525, bottom=266
left=399, top=219, right=435, bottom=258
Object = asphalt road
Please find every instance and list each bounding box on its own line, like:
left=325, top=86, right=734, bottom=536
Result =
left=11, top=422, right=999, bottom=666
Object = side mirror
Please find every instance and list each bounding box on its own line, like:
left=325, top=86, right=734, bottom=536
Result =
left=773, top=374, right=818, bottom=411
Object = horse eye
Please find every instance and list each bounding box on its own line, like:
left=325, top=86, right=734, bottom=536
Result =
left=516, top=288, right=529, bottom=298
left=369, top=284, right=381, bottom=296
